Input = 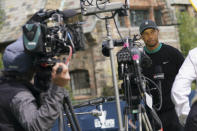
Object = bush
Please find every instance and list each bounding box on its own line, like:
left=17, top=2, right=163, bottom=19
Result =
left=177, top=12, right=197, bottom=90
left=0, top=6, right=5, bottom=69
left=177, top=12, right=197, bottom=56
left=102, top=86, right=115, bottom=97
left=0, top=53, right=3, bottom=69
left=0, top=7, right=4, bottom=30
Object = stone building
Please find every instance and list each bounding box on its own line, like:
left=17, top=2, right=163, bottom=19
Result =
left=0, top=0, right=196, bottom=100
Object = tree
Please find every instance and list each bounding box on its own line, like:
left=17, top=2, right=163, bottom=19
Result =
left=0, top=54, right=3, bottom=69
left=0, top=7, right=4, bottom=69
left=177, top=12, right=197, bottom=57
left=177, top=12, right=197, bottom=91
left=0, top=7, right=4, bottom=30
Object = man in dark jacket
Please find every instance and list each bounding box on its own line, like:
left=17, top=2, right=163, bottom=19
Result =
left=140, top=20, right=184, bottom=131
left=0, top=37, right=70, bottom=131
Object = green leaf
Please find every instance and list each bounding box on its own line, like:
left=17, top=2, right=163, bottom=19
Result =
left=177, top=12, right=197, bottom=57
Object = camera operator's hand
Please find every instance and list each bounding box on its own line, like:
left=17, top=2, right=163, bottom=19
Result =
left=51, top=63, right=70, bottom=87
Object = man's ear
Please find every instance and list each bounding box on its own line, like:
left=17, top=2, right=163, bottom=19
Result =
left=140, top=34, right=144, bottom=40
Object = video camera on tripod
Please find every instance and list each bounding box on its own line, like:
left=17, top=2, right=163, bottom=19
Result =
left=22, top=9, right=85, bottom=66
left=22, top=9, right=84, bottom=131
left=79, top=0, right=163, bottom=130
left=102, top=35, right=163, bottom=130
left=102, top=35, right=152, bottom=107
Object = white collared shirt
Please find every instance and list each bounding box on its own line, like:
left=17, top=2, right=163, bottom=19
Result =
left=171, top=47, right=197, bottom=125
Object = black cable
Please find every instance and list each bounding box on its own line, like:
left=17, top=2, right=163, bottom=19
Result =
left=112, top=12, right=124, bottom=41
left=96, top=0, right=107, bottom=10
left=143, top=76, right=162, bottom=111
left=84, top=0, right=94, bottom=6
left=81, top=0, right=125, bottom=42
left=125, top=0, right=128, bottom=5
left=144, top=76, right=160, bottom=90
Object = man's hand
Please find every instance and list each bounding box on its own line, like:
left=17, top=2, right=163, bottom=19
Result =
left=51, top=63, right=70, bottom=87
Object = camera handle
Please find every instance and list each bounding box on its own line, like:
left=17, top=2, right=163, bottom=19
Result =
left=105, top=18, right=124, bottom=131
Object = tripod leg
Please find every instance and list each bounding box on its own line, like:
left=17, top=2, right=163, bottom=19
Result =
left=138, top=105, right=142, bottom=131
left=58, top=109, right=64, bottom=131
left=141, top=113, right=151, bottom=131
left=63, top=102, right=77, bottom=131
left=141, top=106, right=153, bottom=131
left=64, top=96, right=81, bottom=131
left=124, top=114, right=129, bottom=131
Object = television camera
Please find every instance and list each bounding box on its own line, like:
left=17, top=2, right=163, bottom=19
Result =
left=22, top=9, right=84, bottom=131
left=102, top=35, right=163, bottom=130
left=22, top=9, right=85, bottom=66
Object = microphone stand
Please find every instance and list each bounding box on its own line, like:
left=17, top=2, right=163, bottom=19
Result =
left=80, top=1, right=131, bottom=130
left=105, top=18, right=124, bottom=131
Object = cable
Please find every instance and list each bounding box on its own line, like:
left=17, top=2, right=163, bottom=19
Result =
left=96, top=0, right=108, bottom=10
left=112, top=13, right=124, bottom=42
left=65, top=45, right=72, bottom=65
left=143, top=76, right=162, bottom=111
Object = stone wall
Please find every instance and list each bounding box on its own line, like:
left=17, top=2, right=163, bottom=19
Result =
left=0, top=0, right=186, bottom=99
left=170, top=0, right=190, bottom=5
left=0, top=0, right=46, bottom=43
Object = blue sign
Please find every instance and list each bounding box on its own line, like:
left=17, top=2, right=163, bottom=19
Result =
left=52, top=101, right=128, bottom=131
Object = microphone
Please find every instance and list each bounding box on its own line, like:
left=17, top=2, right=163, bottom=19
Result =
left=153, top=66, right=164, bottom=80
left=102, top=40, right=110, bottom=57
left=102, top=38, right=139, bottom=57
left=130, top=47, right=152, bottom=69
left=153, top=65, right=163, bottom=111
left=27, top=9, right=56, bottom=23
left=73, top=97, right=105, bottom=108
left=102, top=40, right=125, bottom=57
left=153, top=65, right=164, bottom=92
left=61, top=9, right=78, bottom=20
left=141, top=53, right=152, bottom=68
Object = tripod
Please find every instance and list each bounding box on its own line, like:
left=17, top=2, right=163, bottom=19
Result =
left=122, top=72, right=151, bottom=131
left=121, top=61, right=163, bottom=131
left=58, top=94, right=81, bottom=131
left=124, top=104, right=153, bottom=131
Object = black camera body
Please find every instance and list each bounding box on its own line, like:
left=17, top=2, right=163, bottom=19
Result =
left=117, top=45, right=140, bottom=80
left=22, top=9, right=85, bottom=90
left=116, top=38, right=151, bottom=80
left=115, top=36, right=153, bottom=110
left=22, top=9, right=84, bottom=64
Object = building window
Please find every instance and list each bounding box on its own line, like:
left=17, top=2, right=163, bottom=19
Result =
left=179, top=5, right=188, bottom=12
left=130, top=10, right=149, bottom=26
left=154, top=10, right=163, bottom=26
left=70, top=70, right=91, bottom=96
left=116, top=15, right=126, bottom=27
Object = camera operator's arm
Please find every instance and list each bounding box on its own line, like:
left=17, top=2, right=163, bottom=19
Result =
left=171, top=49, right=197, bottom=125
left=10, top=63, right=70, bottom=131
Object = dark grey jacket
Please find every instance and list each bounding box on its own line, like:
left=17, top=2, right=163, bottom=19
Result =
left=0, top=79, right=66, bottom=131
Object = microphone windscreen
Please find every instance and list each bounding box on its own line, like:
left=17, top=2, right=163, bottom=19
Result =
left=62, top=9, right=78, bottom=19
left=155, top=65, right=162, bottom=74
left=154, top=65, right=164, bottom=80
left=141, top=53, right=152, bottom=68
left=102, top=41, right=110, bottom=57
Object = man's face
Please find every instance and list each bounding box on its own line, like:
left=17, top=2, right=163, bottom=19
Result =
left=141, top=28, right=159, bottom=48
